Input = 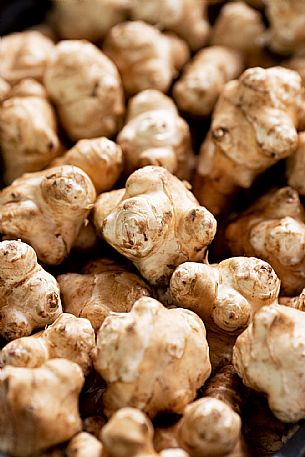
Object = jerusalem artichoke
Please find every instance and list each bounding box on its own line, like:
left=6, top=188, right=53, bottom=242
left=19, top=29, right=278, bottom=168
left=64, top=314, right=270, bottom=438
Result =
left=286, top=132, right=305, bottom=196
left=66, top=432, right=103, bottom=457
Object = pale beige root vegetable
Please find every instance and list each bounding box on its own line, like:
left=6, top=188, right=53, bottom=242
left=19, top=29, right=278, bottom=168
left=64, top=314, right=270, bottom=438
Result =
left=0, top=79, right=60, bottom=184
left=50, top=0, right=129, bottom=41
left=52, top=137, right=123, bottom=194
left=73, top=220, right=99, bottom=252
left=284, top=56, right=305, bottom=84
left=94, top=296, right=211, bottom=417
left=224, top=187, right=305, bottom=296
left=173, top=46, right=244, bottom=117
left=286, top=132, right=305, bottom=196
left=57, top=259, right=151, bottom=331
left=193, top=67, right=305, bottom=215
left=0, top=358, right=84, bottom=457
left=0, top=240, right=62, bottom=341
left=83, top=417, right=106, bottom=438
left=93, top=188, right=125, bottom=238
left=44, top=40, right=124, bottom=141
left=117, top=90, right=195, bottom=180
left=210, top=2, right=268, bottom=67
left=233, top=303, right=305, bottom=422
left=159, top=450, right=189, bottom=457
left=0, top=77, right=10, bottom=102
left=66, top=432, right=103, bottom=457
left=265, top=0, right=305, bottom=55
left=99, top=166, right=216, bottom=285
left=279, top=289, right=305, bottom=311
left=1, top=313, right=95, bottom=373
left=101, top=407, right=158, bottom=457
left=0, top=30, right=54, bottom=83
left=0, top=165, right=96, bottom=265
left=103, top=21, right=189, bottom=96
left=130, top=0, right=209, bottom=51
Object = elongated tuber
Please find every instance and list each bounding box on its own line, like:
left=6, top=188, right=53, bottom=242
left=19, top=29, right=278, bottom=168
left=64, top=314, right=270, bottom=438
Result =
left=117, top=90, right=195, bottom=179
left=0, top=240, right=62, bottom=341
left=0, top=79, right=60, bottom=183
left=0, top=359, right=84, bottom=457
left=66, top=432, right=103, bottom=457
left=57, top=259, right=151, bottom=331
left=52, top=137, right=123, bottom=194
left=0, top=30, right=54, bottom=83
left=0, top=165, right=96, bottom=264
left=44, top=40, right=124, bottom=141
left=103, top=21, right=189, bottom=96
left=98, top=166, right=216, bottom=285
left=94, top=296, right=211, bottom=418
left=194, top=67, right=305, bottom=215
left=173, top=46, right=244, bottom=117
left=233, top=304, right=305, bottom=422
left=130, top=0, right=209, bottom=51
left=224, top=187, right=305, bottom=296
left=2, top=313, right=95, bottom=373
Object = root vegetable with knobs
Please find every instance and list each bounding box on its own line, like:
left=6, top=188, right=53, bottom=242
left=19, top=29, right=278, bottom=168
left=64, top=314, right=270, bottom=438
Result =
left=94, top=296, right=211, bottom=418
left=44, top=40, right=124, bottom=141
left=0, top=165, right=96, bottom=265
left=0, top=79, right=61, bottom=184
left=173, top=46, right=244, bottom=117
left=96, top=166, right=216, bottom=286
left=286, top=132, right=305, bottom=196
left=0, top=359, right=84, bottom=457
left=224, top=187, right=305, bottom=296
left=193, top=66, right=305, bottom=215
left=66, top=432, right=103, bottom=457
left=117, top=90, right=195, bottom=180
left=1, top=313, right=95, bottom=373
left=0, top=240, right=62, bottom=341
left=103, top=21, right=189, bottom=96
left=57, top=259, right=151, bottom=331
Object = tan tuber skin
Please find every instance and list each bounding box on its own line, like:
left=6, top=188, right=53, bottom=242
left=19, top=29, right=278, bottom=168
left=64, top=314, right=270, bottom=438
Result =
left=130, top=0, right=210, bottom=51
left=50, top=0, right=129, bottom=41
left=265, top=0, right=305, bottom=55
left=284, top=56, right=305, bottom=85
left=286, top=132, right=305, bottom=196
left=66, top=432, right=103, bottom=457
left=44, top=40, right=124, bottom=141
left=98, top=166, right=216, bottom=286
left=57, top=258, right=151, bottom=331
left=279, top=289, right=305, bottom=312
left=52, top=137, right=123, bottom=194
left=194, top=67, right=305, bottom=215
left=93, top=188, right=125, bottom=238
left=0, top=240, right=62, bottom=341
left=1, top=313, right=95, bottom=374
left=0, top=165, right=96, bottom=265
left=103, top=21, right=189, bottom=96
left=233, top=304, right=305, bottom=423
left=0, top=30, right=54, bottom=84
left=0, top=77, right=11, bottom=102
left=224, top=187, right=305, bottom=296
left=173, top=46, right=244, bottom=117
left=0, top=359, right=84, bottom=457
left=117, top=90, right=195, bottom=180
left=0, top=79, right=61, bottom=184
left=94, top=296, right=211, bottom=418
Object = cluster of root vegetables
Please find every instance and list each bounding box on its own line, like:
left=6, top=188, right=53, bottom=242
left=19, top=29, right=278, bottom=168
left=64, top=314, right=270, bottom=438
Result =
left=2, top=1, right=305, bottom=457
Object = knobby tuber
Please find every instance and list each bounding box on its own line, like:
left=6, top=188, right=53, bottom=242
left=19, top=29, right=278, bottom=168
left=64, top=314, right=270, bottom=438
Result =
left=117, top=90, right=195, bottom=179
left=66, top=432, right=103, bottom=457
left=94, top=296, right=211, bottom=418
left=0, top=240, right=62, bottom=341
left=286, top=132, right=305, bottom=196
left=0, top=165, right=96, bottom=264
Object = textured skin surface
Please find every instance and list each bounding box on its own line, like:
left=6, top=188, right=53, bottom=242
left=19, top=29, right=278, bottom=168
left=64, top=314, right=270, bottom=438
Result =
left=58, top=259, right=151, bottom=331
left=51, top=0, right=129, bottom=41
left=173, top=46, right=244, bottom=116
left=287, top=132, right=305, bottom=196
left=0, top=79, right=60, bottom=184
left=0, top=31, right=54, bottom=84
left=0, top=359, right=84, bottom=457
left=117, top=90, right=195, bottom=180
left=99, top=166, right=216, bottom=285
left=130, top=0, right=209, bottom=50
left=233, top=304, right=305, bottom=422
left=225, top=187, right=305, bottom=296
left=194, top=66, right=305, bottom=215
left=103, top=21, right=189, bottom=96
left=2, top=313, right=95, bottom=374
left=0, top=165, right=96, bottom=264
left=66, top=432, right=103, bottom=457
left=53, top=137, right=123, bottom=194
left=95, top=297, right=211, bottom=418
left=44, top=40, right=124, bottom=140
left=93, top=189, right=125, bottom=238
left=0, top=240, right=62, bottom=341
